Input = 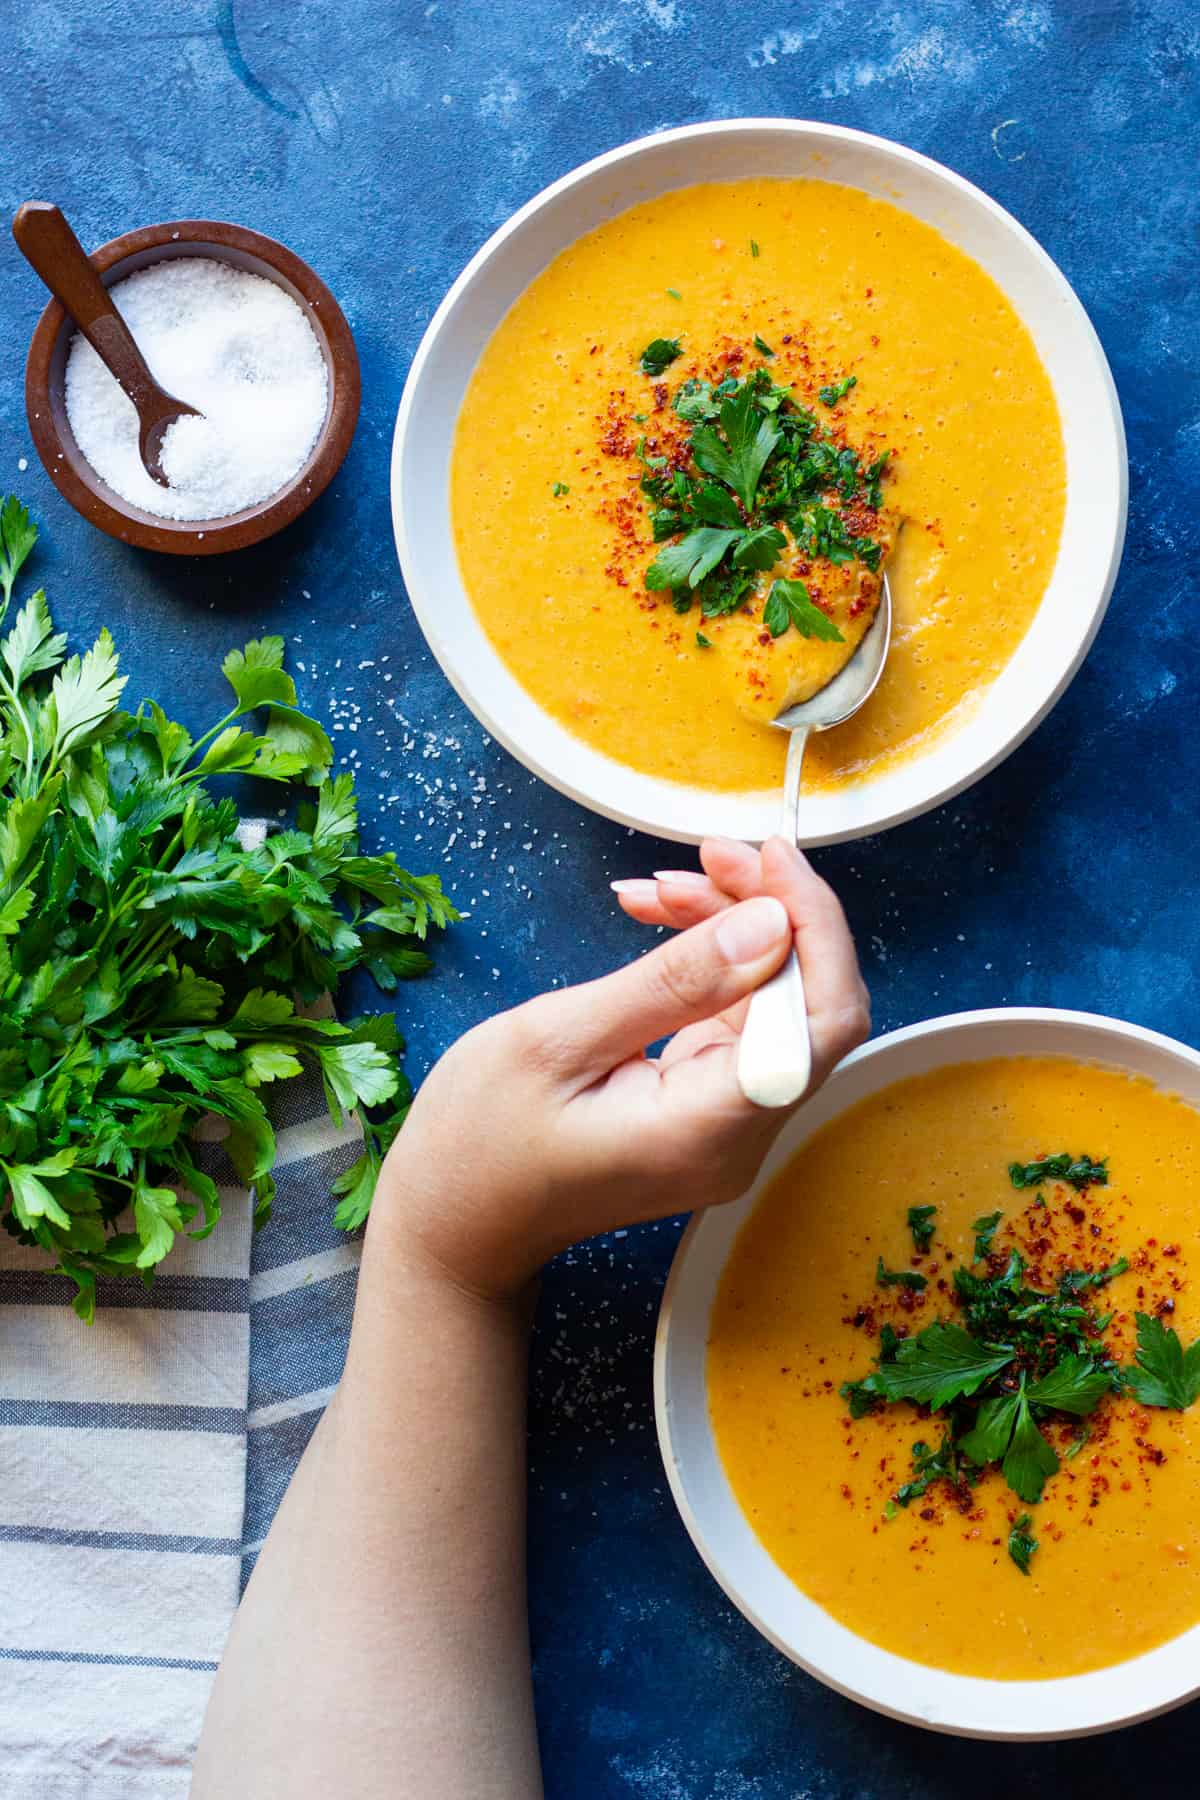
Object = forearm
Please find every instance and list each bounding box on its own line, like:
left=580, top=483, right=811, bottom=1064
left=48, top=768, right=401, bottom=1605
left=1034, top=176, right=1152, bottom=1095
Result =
left=191, top=1215, right=542, bottom=1800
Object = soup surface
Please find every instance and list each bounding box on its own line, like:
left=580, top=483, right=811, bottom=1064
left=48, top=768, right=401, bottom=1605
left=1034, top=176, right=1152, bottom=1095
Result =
left=451, top=178, right=1066, bottom=793
left=708, top=1058, right=1200, bottom=1679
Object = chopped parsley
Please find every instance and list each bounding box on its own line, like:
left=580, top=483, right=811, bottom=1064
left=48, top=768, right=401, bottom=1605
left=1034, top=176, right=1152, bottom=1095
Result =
left=907, top=1204, right=936, bottom=1252
left=695, top=631, right=713, bottom=649
left=1007, top=1513, right=1038, bottom=1576
left=750, top=238, right=760, bottom=258
left=640, top=336, right=683, bottom=377
left=819, top=374, right=857, bottom=406
left=1008, top=1153, right=1108, bottom=1191
left=837, top=1155, right=1178, bottom=1570
left=666, top=287, right=682, bottom=300
left=551, top=481, right=569, bottom=497
left=634, top=360, right=889, bottom=636
left=753, top=333, right=774, bottom=357
left=972, top=1210, right=1003, bottom=1259
left=1058, top=1257, right=1128, bottom=1294
left=875, top=1256, right=927, bottom=1292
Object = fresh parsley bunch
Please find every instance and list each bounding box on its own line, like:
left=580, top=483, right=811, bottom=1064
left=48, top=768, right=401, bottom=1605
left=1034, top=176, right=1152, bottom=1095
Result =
left=0, top=498, right=457, bottom=1321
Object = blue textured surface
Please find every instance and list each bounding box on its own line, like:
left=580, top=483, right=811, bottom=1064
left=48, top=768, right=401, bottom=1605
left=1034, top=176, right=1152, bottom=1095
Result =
left=2, top=1, right=1199, bottom=1793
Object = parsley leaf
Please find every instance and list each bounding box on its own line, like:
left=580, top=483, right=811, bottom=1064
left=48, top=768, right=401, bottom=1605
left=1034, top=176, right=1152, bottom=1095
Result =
left=672, top=379, right=719, bottom=424
left=1058, top=1257, right=1128, bottom=1295
left=692, top=385, right=781, bottom=512
left=1026, top=1354, right=1114, bottom=1415
left=818, top=374, right=857, bottom=406
left=640, top=337, right=683, bottom=377
left=221, top=636, right=297, bottom=713
left=749, top=239, right=760, bottom=257
left=875, top=1256, right=927, bottom=1292
left=874, top=1321, right=1013, bottom=1408
left=1126, top=1311, right=1200, bottom=1410
left=0, top=496, right=38, bottom=608
left=1008, top=1513, right=1038, bottom=1575
left=646, top=528, right=743, bottom=592
left=753, top=333, right=774, bottom=357
left=958, top=1392, right=1021, bottom=1466
left=907, top=1204, right=936, bottom=1252
left=551, top=481, right=569, bottom=497
left=732, top=524, right=786, bottom=571
left=1009, top=1153, right=1108, bottom=1191
left=972, top=1210, right=1003, bottom=1259
left=1002, top=1391, right=1059, bottom=1504
left=695, top=632, right=713, bottom=649
left=763, top=578, right=844, bottom=642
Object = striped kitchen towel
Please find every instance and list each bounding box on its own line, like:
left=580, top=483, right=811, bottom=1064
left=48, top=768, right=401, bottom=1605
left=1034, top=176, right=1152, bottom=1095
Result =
left=0, top=1074, right=365, bottom=1799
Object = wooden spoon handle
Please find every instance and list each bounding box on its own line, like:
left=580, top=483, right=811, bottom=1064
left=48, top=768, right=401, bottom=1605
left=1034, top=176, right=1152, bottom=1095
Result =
left=12, top=201, right=166, bottom=417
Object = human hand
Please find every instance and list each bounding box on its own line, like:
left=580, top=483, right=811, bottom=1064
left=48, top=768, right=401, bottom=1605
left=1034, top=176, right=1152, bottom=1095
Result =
left=371, top=836, right=869, bottom=1301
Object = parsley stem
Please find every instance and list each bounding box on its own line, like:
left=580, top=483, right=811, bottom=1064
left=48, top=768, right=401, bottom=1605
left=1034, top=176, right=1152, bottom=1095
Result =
left=0, top=664, right=36, bottom=791
left=185, top=707, right=242, bottom=763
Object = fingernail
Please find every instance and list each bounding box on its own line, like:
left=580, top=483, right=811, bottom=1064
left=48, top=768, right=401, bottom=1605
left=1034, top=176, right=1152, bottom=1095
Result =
left=765, top=835, right=813, bottom=873
left=611, top=878, right=655, bottom=895
left=653, top=869, right=709, bottom=887
left=715, top=895, right=790, bottom=964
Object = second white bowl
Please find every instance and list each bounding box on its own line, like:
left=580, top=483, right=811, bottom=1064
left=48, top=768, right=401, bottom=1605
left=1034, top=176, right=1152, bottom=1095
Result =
left=655, top=1007, right=1200, bottom=1738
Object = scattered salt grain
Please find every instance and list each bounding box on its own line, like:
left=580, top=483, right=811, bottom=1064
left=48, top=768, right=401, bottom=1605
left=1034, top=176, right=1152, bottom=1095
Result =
left=64, top=257, right=328, bottom=522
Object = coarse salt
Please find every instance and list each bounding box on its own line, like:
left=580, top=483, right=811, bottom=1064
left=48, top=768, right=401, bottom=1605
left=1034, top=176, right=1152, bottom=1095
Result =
left=64, top=257, right=328, bottom=522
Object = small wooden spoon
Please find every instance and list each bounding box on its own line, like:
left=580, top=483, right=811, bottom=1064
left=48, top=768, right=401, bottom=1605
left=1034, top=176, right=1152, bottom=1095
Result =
left=12, top=201, right=200, bottom=487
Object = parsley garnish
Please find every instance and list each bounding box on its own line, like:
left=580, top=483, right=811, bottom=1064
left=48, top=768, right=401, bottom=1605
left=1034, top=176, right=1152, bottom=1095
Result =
left=907, top=1204, right=936, bottom=1252
left=753, top=333, right=774, bottom=358
left=551, top=481, right=569, bottom=497
left=818, top=374, right=857, bottom=406
left=695, top=631, right=713, bottom=649
left=1126, top=1312, right=1200, bottom=1409
left=1008, top=1513, right=1038, bottom=1575
left=763, top=579, right=844, bottom=643
left=972, top=1210, right=1003, bottom=1259
left=639, top=336, right=683, bottom=377
left=666, top=287, right=682, bottom=300
left=1008, top=1153, right=1108, bottom=1191
left=1058, top=1257, right=1128, bottom=1294
left=750, top=238, right=760, bottom=258
left=875, top=1256, right=927, bottom=1292
left=895, top=1431, right=960, bottom=1506
left=0, top=499, right=459, bottom=1317
left=635, top=364, right=889, bottom=634
left=839, top=1157, right=1172, bottom=1567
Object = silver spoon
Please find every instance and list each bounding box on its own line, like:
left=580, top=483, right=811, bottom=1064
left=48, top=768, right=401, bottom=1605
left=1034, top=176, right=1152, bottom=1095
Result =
left=737, top=572, right=893, bottom=1109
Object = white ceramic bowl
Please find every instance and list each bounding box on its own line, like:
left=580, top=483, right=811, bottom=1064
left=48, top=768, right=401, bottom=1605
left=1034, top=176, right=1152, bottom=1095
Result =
left=655, top=1008, right=1200, bottom=1738
left=392, top=120, right=1127, bottom=846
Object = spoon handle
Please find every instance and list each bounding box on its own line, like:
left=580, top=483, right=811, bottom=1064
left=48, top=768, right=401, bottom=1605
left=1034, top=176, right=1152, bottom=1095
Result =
left=736, top=725, right=813, bottom=1109
left=12, top=202, right=165, bottom=417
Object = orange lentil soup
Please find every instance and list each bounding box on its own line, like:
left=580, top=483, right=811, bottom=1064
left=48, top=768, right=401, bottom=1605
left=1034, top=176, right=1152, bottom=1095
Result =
left=451, top=179, right=1066, bottom=794
left=707, top=1058, right=1200, bottom=1679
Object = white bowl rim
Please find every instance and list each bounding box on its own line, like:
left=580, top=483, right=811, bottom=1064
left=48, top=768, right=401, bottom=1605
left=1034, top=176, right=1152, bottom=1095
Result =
left=654, top=1006, right=1200, bottom=1739
left=392, top=118, right=1128, bottom=847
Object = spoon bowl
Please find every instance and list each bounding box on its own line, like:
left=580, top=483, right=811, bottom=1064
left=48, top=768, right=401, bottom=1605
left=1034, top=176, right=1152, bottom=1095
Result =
left=771, top=571, right=893, bottom=738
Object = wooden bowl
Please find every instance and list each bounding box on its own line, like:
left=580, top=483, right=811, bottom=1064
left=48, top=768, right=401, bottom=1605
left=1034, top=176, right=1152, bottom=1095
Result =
left=23, top=218, right=360, bottom=555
